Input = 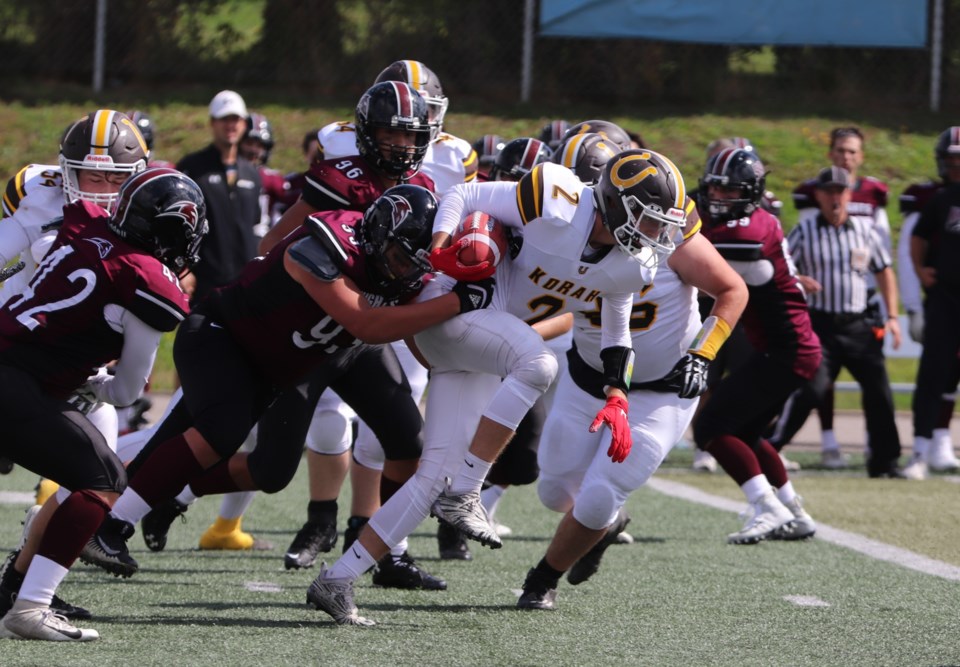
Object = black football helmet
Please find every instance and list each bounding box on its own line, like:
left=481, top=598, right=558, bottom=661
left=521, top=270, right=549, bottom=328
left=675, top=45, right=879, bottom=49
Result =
left=562, top=120, right=632, bottom=152
left=242, top=112, right=275, bottom=165
left=699, top=148, right=766, bottom=223
left=355, top=81, right=431, bottom=181
left=538, top=120, right=571, bottom=152
left=472, top=134, right=506, bottom=171
left=935, top=127, right=960, bottom=179
left=490, top=138, right=552, bottom=182
left=60, top=110, right=149, bottom=211
left=126, top=110, right=155, bottom=151
left=594, top=149, right=688, bottom=268
left=359, top=184, right=438, bottom=293
left=553, top=132, right=618, bottom=185
left=108, top=167, right=208, bottom=273
left=375, top=60, right=448, bottom=142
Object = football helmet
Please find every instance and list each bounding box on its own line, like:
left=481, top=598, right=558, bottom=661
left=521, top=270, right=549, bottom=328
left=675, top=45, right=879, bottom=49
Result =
left=472, top=134, right=506, bottom=170
left=355, top=81, right=431, bottom=180
left=359, top=184, right=438, bottom=293
left=699, top=148, right=766, bottom=222
left=490, top=138, right=552, bottom=182
left=375, top=60, right=448, bottom=141
left=563, top=120, right=632, bottom=152
left=60, top=110, right=149, bottom=211
left=935, top=127, right=960, bottom=179
left=594, top=149, right=687, bottom=268
left=538, top=120, right=571, bottom=151
left=108, top=167, right=209, bottom=273
left=242, top=112, right=275, bottom=165
left=126, top=110, right=155, bottom=151
left=554, top=132, right=618, bottom=185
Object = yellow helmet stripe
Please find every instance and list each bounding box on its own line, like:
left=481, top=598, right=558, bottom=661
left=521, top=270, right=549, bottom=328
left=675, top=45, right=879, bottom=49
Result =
left=561, top=134, right=587, bottom=168
left=406, top=60, right=421, bottom=89
left=92, top=110, right=115, bottom=155
left=654, top=151, right=686, bottom=209
left=120, top=116, right=149, bottom=156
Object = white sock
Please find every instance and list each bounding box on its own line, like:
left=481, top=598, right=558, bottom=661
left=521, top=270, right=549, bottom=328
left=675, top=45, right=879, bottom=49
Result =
left=327, top=542, right=377, bottom=581
left=933, top=428, right=952, bottom=448
left=776, top=481, right=797, bottom=505
left=480, top=484, right=506, bottom=519
left=218, top=491, right=256, bottom=520
left=449, top=452, right=492, bottom=495
left=175, top=486, right=198, bottom=506
left=820, top=429, right=839, bottom=452
left=740, top=475, right=773, bottom=505
left=389, top=537, right=409, bottom=559
left=111, top=489, right=152, bottom=525
left=912, top=436, right=932, bottom=460
left=17, top=556, right=68, bottom=606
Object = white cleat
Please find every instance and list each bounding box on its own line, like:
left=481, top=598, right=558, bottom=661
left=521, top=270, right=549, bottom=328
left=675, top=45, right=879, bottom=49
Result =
left=431, top=483, right=502, bottom=549
left=692, top=449, right=718, bottom=473
left=728, top=491, right=794, bottom=545
left=779, top=452, right=801, bottom=472
left=928, top=433, right=960, bottom=472
left=306, top=564, right=375, bottom=627
left=902, top=453, right=929, bottom=481
left=820, top=449, right=850, bottom=469
left=3, top=600, right=99, bottom=642
left=772, top=496, right=816, bottom=540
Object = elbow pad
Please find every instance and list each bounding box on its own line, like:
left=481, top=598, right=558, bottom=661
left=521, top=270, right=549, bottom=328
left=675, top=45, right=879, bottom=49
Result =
left=600, top=345, right=635, bottom=393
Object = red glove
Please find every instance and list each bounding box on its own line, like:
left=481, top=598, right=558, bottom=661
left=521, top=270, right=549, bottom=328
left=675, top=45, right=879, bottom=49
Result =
left=589, top=395, right=632, bottom=463
left=429, top=242, right=496, bottom=281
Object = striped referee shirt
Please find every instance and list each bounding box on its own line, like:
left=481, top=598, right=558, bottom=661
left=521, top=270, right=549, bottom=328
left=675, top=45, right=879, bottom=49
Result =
left=786, top=209, right=892, bottom=314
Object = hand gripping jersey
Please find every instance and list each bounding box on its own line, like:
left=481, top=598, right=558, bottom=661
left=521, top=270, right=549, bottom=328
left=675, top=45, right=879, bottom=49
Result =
left=202, top=210, right=411, bottom=388
left=315, top=120, right=476, bottom=195
left=0, top=164, right=71, bottom=303
left=699, top=207, right=821, bottom=380
left=301, top=154, right=434, bottom=213
left=0, top=200, right=189, bottom=398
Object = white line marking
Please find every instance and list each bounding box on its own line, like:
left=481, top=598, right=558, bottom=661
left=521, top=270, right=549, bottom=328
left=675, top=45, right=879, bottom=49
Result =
left=244, top=581, right=283, bottom=593
left=783, top=595, right=830, bottom=607
left=0, top=492, right=35, bottom=504
left=648, top=477, right=960, bottom=581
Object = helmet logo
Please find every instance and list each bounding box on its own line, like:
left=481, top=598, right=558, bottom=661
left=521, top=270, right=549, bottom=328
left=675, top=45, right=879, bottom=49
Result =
left=158, top=200, right=200, bottom=231
left=386, top=196, right=412, bottom=232
left=610, top=154, right=657, bottom=190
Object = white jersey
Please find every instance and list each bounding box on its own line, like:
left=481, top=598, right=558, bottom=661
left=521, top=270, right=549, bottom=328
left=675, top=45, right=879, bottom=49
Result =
left=572, top=262, right=700, bottom=383
left=315, top=122, right=477, bottom=195
left=0, top=164, right=67, bottom=304
left=434, top=162, right=679, bottom=351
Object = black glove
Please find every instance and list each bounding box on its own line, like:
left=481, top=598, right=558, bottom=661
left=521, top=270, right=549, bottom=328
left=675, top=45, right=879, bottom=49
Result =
left=663, top=353, right=710, bottom=399
left=452, top=277, right=495, bottom=313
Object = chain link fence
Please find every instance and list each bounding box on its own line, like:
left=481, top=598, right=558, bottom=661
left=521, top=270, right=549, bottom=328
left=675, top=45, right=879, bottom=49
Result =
left=0, top=0, right=955, bottom=112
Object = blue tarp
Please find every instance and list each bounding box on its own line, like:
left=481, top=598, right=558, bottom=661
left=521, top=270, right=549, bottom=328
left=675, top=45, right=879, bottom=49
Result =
left=539, top=0, right=928, bottom=48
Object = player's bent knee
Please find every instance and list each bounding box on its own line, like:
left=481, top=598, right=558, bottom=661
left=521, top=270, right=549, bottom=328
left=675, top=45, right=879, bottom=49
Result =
left=572, top=484, right=621, bottom=530
left=305, top=410, right=353, bottom=455
left=537, top=476, right=574, bottom=514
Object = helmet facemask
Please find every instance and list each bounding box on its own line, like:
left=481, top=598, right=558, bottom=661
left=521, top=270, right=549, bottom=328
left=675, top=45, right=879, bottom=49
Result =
left=600, top=190, right=686, bottom=268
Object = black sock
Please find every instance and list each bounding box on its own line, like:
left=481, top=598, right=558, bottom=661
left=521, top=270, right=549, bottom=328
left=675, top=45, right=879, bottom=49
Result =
left=307, top=500, right=337, bottom=525
left=534, top=557, right=564, bottom=584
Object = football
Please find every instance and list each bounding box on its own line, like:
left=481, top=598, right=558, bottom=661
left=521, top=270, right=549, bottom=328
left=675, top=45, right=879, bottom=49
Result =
left=452, top=211, right=509, bottom=268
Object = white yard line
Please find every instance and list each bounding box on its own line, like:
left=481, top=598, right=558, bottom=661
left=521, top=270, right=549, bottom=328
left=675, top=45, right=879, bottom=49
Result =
left=648, top=476, right=960, bottom=582
left=0, top=491, right=34, bottom=504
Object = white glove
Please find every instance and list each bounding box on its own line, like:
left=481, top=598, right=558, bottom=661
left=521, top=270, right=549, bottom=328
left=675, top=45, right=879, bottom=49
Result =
left=908, top=310, right=924, bottom=344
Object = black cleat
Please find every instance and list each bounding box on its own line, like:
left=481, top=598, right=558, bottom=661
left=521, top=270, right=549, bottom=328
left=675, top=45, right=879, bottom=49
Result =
left=141, top=498, right=189, bottom=552
left=567, top=509, right=631, bottom=586
left=437, top=521, right=472, bottom=561
left=372, top=552, right=446, bottom=590
left=517, top=567, right=558, bottom=610
left=79, top=516, right=139, bottom=578
left=284, top=520, right=338, bottom=570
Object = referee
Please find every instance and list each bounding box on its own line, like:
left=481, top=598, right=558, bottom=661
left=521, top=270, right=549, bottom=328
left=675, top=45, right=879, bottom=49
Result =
left=773, top=166, right=905, bottom=478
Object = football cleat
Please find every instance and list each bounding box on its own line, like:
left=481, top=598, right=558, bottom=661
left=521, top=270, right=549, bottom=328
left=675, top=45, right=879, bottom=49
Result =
left=284, top=520, right=338, bottom=570
left=372, top=552, right=446, bottom=590
left=141, top=498, right=189, bottom=552
left=692, top=449, right=718, bottom=473
left=772, top=496, right=817, bottom=541
left=306, top=564, right=375, bottom=626
left=567, top=509, right=632, bottom=586
left=779, top=452, right=801, bottom=472
left=820, top=449, right=850, bottom=469
left=727, top=490, right=794, bottom=545
left=928, top=433, right=960, bottom=472
left=902, top=452, right=929, bottom=481
left=0, top=551, right=92, bottom=622
left=79, top=516, right=139, bottom=578
left=431, top=484, right=502, bottom=549
left=199, top=517, right=273, bottom=551
left=516, top=568, right=559, bottom=611
left=2, top=600, right=99, bottom=642
left=437, top=522, right=472, bottom=561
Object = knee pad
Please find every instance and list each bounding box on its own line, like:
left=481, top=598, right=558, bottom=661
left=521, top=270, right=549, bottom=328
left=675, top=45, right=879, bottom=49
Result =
left=484, top=349, right=558, bottom=429
left=305, top=407, right=355, bottom=455
left=536, top=474, right=574, bottom=514
left=571, top=483, right=621, bottom=530
left=353, top=424, right=385, bottom=471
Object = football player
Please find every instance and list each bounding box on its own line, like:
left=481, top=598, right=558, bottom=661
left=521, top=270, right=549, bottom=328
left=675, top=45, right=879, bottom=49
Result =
left=239, top=111, right=291, bottom=235
left=0, top=167, right=207, bottom=641
left=472, top=134, right=506, bottom=180
left=537, top=119, right=570, bottom=152
left=695, top=148, right=820, bottom=544
left=488, top=137, right=552, bottom=182
left=305, top=149, right=743, bottom=626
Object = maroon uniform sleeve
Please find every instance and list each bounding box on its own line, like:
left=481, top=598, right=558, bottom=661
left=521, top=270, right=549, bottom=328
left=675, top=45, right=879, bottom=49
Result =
left=301, top=158, right=379, bottom=212
left=122, top=257, right=190, bottom=332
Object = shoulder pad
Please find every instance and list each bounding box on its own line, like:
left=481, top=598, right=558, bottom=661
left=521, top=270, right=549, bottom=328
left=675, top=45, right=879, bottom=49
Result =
left=289, top=216, right=347, bottom=281
left=517, top=163, right=586, bottom=225
left=3, top=166, right=31, bottom=217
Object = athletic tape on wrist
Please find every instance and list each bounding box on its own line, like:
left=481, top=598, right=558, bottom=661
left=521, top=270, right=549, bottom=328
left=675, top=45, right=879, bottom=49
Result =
left=687, top=315, right=732, bottom=361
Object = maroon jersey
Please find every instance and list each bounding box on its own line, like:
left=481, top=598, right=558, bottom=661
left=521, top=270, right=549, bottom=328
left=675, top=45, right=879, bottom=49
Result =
left=899, top=180, right=942, bottom=215
left=301, top=154, right=435, bottom=212
left=202, top=210, right=409, bottom=388
left=0, top=200, right=189, bottom=398
left=699, top=208, right=821, bottom=380
left=259, top=166, right=291, bottom=218
left=792, top=175, right=888, bottom=218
